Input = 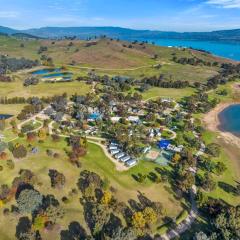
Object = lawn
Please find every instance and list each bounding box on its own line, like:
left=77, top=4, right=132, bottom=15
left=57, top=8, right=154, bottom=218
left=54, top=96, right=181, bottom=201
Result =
left=201, top=131, right=240, bottom=206
left=0, top=136, right=184, bottom=240
left=0, top=80, right=91, bottom=98
left=142, top=87, right=195, bottom=101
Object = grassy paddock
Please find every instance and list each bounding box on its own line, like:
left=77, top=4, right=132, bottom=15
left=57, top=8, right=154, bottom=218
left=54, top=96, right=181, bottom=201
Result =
left=0, top=137, right=184, bottom=240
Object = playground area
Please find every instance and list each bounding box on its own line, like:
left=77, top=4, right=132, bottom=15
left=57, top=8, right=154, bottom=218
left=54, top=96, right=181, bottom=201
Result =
left=145, top=148, right=173, bottom=166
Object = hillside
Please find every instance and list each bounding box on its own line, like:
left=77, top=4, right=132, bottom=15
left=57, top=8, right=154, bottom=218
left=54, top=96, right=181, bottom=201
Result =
left=0, top=35, right=232, bottom=83
left=1, top=26, right=240, bottom=42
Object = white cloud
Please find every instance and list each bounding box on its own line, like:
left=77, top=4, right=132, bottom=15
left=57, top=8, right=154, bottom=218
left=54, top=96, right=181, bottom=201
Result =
left=206, top=0, right=240, bottom=8
left=0, top=11, right=19, bottom=18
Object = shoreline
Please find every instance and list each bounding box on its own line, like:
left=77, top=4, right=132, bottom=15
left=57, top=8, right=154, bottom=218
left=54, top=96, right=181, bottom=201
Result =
left=203, top=102, right=240, bottom=147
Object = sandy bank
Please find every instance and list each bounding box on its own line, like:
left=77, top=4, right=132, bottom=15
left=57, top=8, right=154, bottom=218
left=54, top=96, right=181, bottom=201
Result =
left=203, top=102, right=240, bottom=147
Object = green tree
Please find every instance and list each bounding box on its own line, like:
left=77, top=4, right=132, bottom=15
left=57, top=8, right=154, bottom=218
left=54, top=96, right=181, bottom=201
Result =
left=17, top=189, right=43, bottom=214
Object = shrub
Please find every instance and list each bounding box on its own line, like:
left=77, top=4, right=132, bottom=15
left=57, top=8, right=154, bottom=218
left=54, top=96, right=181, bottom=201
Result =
left=6, top=160, right=15, bottom=170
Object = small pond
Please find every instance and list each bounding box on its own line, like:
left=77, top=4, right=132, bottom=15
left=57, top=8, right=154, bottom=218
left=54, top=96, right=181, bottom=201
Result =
left=42, top=72, right=73, bottom=79
left=0, top=114, right=13, bottom=120
left=32, top=68, right=62, bottom=75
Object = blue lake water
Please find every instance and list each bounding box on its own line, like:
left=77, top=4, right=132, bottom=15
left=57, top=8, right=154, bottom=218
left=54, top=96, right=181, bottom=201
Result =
left=134, top=38, right=240, bottom=61
left=218, top=104, right=240, bottom=136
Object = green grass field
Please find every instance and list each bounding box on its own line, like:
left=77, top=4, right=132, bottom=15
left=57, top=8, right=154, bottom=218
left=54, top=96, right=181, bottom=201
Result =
left=0, top=79, right=91, bottom=98
left=0, top=136, right=184, bottom=240
left=201, top=127, right=240, bottom=206
left=142, top=87, right=195, bottom=100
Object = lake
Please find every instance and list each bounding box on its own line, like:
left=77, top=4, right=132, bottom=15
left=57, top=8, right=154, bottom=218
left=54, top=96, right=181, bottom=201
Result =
left=219, top=104, right=240, bottom=136
left=32, top=68, right=61, bottom=75
left=133, top=38, right=240, bottom=61
left=0, top=114, right=13, bottom=120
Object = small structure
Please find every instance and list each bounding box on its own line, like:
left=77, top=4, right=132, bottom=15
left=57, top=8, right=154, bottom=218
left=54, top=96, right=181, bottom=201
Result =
left=126, top=159, right=137, bottom=167
left=128, top=116, right=140, bottom=123
left=120, top=155, right=131, bottom=163
left=88, top=112, right=102, bottom=122
left=31, top=147, right=39, bottom=154
left=115, top=152, right=125, bottom=159
left=157, top=140, right=171, bottom=150
left=110, top=149, right=120, bottom=155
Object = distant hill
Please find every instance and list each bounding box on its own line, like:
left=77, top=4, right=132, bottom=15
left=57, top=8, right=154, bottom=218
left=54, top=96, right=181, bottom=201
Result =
left=12, top=33, right=41, bottom=39
left=0, top=26, right=18, bottom=35
left=0, top=26, right=240, bottom=42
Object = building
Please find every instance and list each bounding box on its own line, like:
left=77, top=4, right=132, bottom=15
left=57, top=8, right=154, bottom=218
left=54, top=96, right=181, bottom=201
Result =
left=126, top=159, right=137, bottom=167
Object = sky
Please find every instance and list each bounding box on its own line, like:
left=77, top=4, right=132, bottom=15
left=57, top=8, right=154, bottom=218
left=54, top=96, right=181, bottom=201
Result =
left=0, top=0, right=240, bottom=31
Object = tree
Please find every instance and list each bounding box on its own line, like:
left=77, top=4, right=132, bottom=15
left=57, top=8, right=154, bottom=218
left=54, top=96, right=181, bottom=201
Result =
left=132, top=212, right=146, bottom=229
left=33, top=215, right=47, bottom=231
left=194, top=232, right=209, bottom=240
left=0, top=141, right=7, bottom=153
left=101, top=191, right=112, bottom=205
left=173, top=153, right=181, bottom=163
left=206, top=143, right=221, bottom=157
left=17, top=189, right=43, bottom=214
left=0, top=152, right=8, bottom=160
left=38, top=128, right=46, bottom=140
left=202, top=173, right=217, bottom=192
left=143, top=207, right=157, bottom=225
left=26, top=132, right=37, bottom=142
left=12, top=144, right=27, bottom=159
left=215, top=162, right=227, bottom=175
left=45, top=205, right=65, bottom=224
left=48, top=169, right=66, bottom=189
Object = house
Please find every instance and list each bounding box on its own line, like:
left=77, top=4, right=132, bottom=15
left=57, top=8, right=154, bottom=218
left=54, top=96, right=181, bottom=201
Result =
left=143, top=146, right=151, bottom=154
left=109, top=146, right=118, bottom=150
left=120, top=155, right=131, bottom=163
left=126, top=159, right=137, bottom=167
left=111, top=117, right=121, bottom=123
left=110, top=149, right=120, bottom=155
left=128, top=116, right=140, bottom=123
left=115, top=152, right=125, bottom=160
left=167, top=144, right=184, bottom=153
left=110, top=141, right=118, bottom=146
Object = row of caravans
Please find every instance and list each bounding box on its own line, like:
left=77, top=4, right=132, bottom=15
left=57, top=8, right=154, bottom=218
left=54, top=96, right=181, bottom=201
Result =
left=108, top=142, right=137, bottom=168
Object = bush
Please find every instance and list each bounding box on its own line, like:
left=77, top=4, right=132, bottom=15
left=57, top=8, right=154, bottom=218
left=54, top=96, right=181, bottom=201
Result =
left=6, top=160, right=15, bottom=170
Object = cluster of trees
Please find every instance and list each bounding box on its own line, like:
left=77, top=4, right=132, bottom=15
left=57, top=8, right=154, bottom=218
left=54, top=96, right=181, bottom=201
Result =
left=67, top=135, right=87, bottom=167
left=17, top=97, right=44, bottom=120
left=195, top=195, right=240, bottom=240
left=1, top=168, right=66, bottom=239
left=0, top=55, right=39, bottom=74
left=76, top=170, right=164, bottom=239
left=206, top=63, right=240, bottom=89
left=37, top=46, right=48, bottom=54
left=142, top=75, right=190, bottom=89
left=182, top=92, right=219, bottom=113
left=0, top=93, right=68, bottom=105
left=23, top=77, right=39, bottom=87
left=0, top=74, right=12, bottom=82
left=48, top=169, right=66, bottom=189
left=172, top=56, right=218, bottom=67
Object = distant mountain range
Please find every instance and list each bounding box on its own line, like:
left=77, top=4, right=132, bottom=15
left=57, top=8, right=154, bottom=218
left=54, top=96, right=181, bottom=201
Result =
left=1, top=26, right=240, bottom=42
